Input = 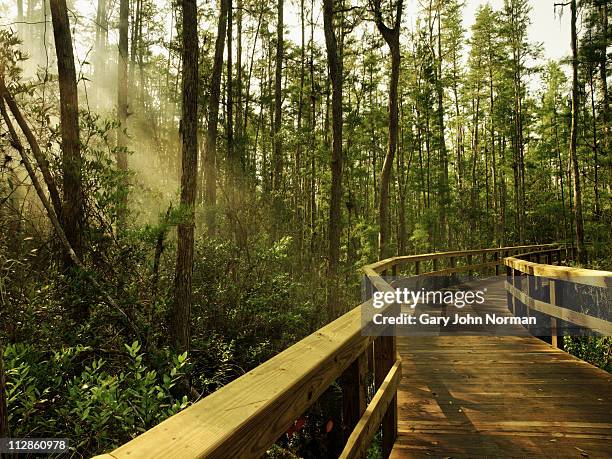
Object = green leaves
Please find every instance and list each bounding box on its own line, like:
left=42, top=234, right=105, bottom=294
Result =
left=3, top=343, right=191, bottom=454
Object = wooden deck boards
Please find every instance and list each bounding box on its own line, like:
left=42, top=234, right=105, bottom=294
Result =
left=391, top=278, right=612, bottom=458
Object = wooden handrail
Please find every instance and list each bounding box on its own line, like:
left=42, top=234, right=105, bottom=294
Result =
left=505, top=282, right=612, bottom=335
left=504, top=254, right=612, bottom=338
left=92, top=243, right=566, bottom=459
left=505, top=256, right=612, bottom=288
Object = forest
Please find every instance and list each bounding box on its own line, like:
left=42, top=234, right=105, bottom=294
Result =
left=0, top=0, right=610, bottom=456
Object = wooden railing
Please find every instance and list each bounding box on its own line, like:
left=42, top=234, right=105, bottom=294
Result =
left=505, top=250, right=612, bottom=345
left=92, top=243, right=565, bottom=459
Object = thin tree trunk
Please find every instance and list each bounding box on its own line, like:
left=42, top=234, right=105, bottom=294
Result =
left=323, top=0, right=343, bottom=318
left=294, top=0, right=306, bottom=253
left=553, top=104, right=568, bottom=242
left=172, top=0, right=199, bottom=352
left=435, top=5, right=448, bottom=248
left=569, top=0, right=586, bottom=264
left=236, top=0, right=243, bottom=169
left=243, top=8, right=263, bottom=142
left=373, top=0, right=403, bottom=258
left=1, top=83, right=62, bottom=218
left=94, top=0, right=107, bottom=109
left=117, top=0, right=129, bottom=226
left=227, top=0, right=234, bottom=166
left=588, top=54, right=600, bottom=218
left=273, top=0, right=284, bottom=190
left=309, top=0, right=316, bottom=257
left=600, top=3, right=610, bottom=192
left=204, top=0, right=228, bottom=234
left=49, top=0, right=84, bottom=270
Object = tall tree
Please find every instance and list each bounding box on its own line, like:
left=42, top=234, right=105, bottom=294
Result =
left=172, top=0, right=199, bottom=352
left=599, top=1, right=609, bottom=185
left=49, top=0, right=83, bottom=269
left=93, top=0, right=108, bottom=108
left=227, top=0, right=234, bottom=166
left=117, top=0, right=129, bottom=225
left=323, top=0, right=343, bottom=317
left=503, top=0, right=532, bottom=243
left=273, top=0, right=284, bottom=190
left=204, top=0, right=229, bottom=234
left=569, top=0, right=587, bottom=263
left=373, top=0, right=403, bottom=258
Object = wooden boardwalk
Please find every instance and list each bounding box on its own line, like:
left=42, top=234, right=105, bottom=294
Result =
left=391, top=278, right=612, bottom=458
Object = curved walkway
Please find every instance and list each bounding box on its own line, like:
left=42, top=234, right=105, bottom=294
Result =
left=391, top=278, right=612, bottom=458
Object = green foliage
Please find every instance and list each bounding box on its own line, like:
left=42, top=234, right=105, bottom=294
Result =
left=4, top=342, right=189, bottom=453
left=187, top=235, right=324, bottom=394
left=564, top=337, right=611, bottom=372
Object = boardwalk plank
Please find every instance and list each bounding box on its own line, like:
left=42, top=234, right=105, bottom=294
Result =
left=391, top=278, right=612, bottom=458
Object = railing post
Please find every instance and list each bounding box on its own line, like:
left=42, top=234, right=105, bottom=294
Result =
left=525, top=269, right=532, bottom=331
left=433, top=258, right=439, bottom=272
left=374, top=334, right=397, bottom=458
left=467, top=254, right=473, bottom=276
left=365, top=275, right=373, bottom=303
left=341, top=350, right=368, bottom=444
left=549, top=279, right=565, bottom=351
left=506, top=263, right=512, bottom=313
left=391, top=263, right=397, bottom=277
left=414, top=261, right=420, bottom=275
left=494, top=252, right=499, bottom=276
left=549, top=280, right=558, bottom=348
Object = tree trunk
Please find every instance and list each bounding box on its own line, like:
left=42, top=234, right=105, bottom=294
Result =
left=227, top=0, right=234, bottom=166
left=94, top=0, right=107, bottom=109
left=235, top=0, right=243, bottom=169
left=49, top=0, right=84, bottom=269
left=1, top=83, right=62, bottom=218
left=273, top=0, right=284, bottom=191
left=295, top=0, right=305, bottom=245
left=435, top=5, right=448, bottom=248
left=309, top=0, right=317, bottom=258
left=172, top=0, right=199, bottom=353
left=374, top=0, right=403, bottom=258
left=569, top=0, right=587, bottom=264
left=117, top=0, right=129, bottom=226
left=599, top=2, right=610, bottom=194
left=323, top=0, right=343, bottom=318
left=587, top=42, right=600, bottom=219
left=204, top=0, right=229, bottom=234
